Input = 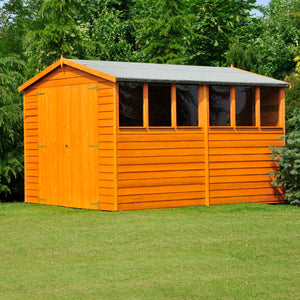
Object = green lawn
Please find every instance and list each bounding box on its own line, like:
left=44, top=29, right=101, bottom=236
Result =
left=0, top=203, right=299, bottom=300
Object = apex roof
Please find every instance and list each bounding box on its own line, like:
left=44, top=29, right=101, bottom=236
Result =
left=71, top=59, right=289, bottom=87
left=18, top=57, right=290, bottom=92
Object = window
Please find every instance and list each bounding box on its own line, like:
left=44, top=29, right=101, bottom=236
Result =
left=235, top=86, right=255, bottom=126
left=209, top=85, right=230, bottom=126
left=176, top=85, right=198, bottom=126
left=260, top=87, right=280, bottom=126
left=149, top=83, right=171, bottom=126
left=119, top=82, right=143, bottom=126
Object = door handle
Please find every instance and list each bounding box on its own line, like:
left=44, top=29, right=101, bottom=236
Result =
left=65, top=144, right=69, bottom=148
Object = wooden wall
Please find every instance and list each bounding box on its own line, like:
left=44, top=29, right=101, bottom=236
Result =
left=97, top=80, right=117, bottom=211
left=23, top=88, right=39, bottom=204
left=117, top=129, right=206, bottom=210
left=208, top=128, right=285, bottom=205
left=114, top=84, right=285, bottom=210
left=23, top=64, right=286, bottom=211
left=23, top=65, right=117, bottom=210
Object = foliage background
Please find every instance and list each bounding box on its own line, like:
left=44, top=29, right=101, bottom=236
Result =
left=270, top=107, right=300, bottom=206
left=0, top=0, right=299, bottom=201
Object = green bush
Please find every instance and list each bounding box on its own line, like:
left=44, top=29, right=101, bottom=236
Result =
left=0, top=57, right=25, bottom=201
left=269, top=107, right=300, bottom=206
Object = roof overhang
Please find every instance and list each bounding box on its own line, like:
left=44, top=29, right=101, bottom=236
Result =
left=70, top=59, right=291, bottom=88
left=18, top=57, right=290, bottom=92
left=18, top=57, right=117, bottom=92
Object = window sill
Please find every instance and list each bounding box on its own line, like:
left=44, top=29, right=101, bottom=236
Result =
left=209, top=126, right=234, bottom=129
left=118, top=126, right=203, bottom=132
left=235, top=126, right=259, bottom=129
left=119, top=126, right=145, bottom=129
left=176, top=126, right=201, bottom=129
left=260, top=126, right=283, bottom=130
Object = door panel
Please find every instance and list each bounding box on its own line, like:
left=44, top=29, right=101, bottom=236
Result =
left=39, top=86, right=63, bottom=206
left=38, top=88, right=49, bottom=205
left=39, top=84, right=98, bottom=209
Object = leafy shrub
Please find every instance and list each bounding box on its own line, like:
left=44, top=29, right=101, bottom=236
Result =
left=0, top=57, right=25, bottom=201
left=269, top=108, right=300, bottom=205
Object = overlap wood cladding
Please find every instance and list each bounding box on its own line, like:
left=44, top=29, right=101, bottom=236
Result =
left=19, top=58, right=288, bottom=211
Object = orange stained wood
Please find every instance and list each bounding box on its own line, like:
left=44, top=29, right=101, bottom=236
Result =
left=171, top=84, right=176, bottom=127
left=118, top=191, right=205, bottom=204
left=230, top=86, right=236, bottom=127
left=23, top=90, right=39, bottom=204
left=118, top=132, right=205, bottom=141
left=97, top=77, right=116, bottom=210
left=210, top=181, right=273, bottom=190
left=201, top=85, right=210, bottom=206
left=210, top=194, right=284, bottom=205
left=118, top=169, right=205, bottom=181
left=21, top=61, right=287, bottom=211
left=113, top=82, right=118, bottom=211
left=118, top=176, right=205, bottom=188
left=18, top=57, right=116, bottom=92
left=207, top=124, right=284, bottom=206
left=143, top=83, right=149, bottom=128
left=118, top=198, right=205, bottom=211
left=279, top=88, right=285, bottom=129
left=210, top=187, right=280, bottom=198
left=118, top=155, right=204, bottom=165
left=38, top=83, right=98, bottom=209
left=255, top=87, right=261, bottom=127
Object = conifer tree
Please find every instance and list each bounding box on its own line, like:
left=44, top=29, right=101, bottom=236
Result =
left=0, top=57, right=25, bottom=199
left=25, top=0, right=90, bottom=72
left=270, top=108, right=300, bottom=206
left=134, top=0, right=192, bottom=64
left=91, top=6, right=134, bottom=61
left=187, top=0, right=256, bottom=66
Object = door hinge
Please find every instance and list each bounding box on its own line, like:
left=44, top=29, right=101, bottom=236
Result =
left=90, top=201, right=100, bottom=206
left=37, top=92, right=45, bottom=96
left=88, top=85, right=98, bottom=90
left=89, top=143, right=99, bottom=148
left=39, top=198, right=47, bottom=201
left=38, top=144, right=47, bottom=149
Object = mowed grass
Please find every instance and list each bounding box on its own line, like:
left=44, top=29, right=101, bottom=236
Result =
left=0, top=203, right=299, bottom=300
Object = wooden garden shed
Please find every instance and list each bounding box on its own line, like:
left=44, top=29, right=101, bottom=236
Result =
left=18, top=57, right=290, bottom=211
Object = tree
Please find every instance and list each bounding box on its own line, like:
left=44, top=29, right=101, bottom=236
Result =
left=25, top=0, right=91, bottom=73
left=0, top=0, right=27, bottom=57
left=187, top=0, right=256, bottom=66
left=284, top=53, right=300, bottom=131
left=90, top=6, right=134, bottom=61
left=0, top=57, right=25, bottom=200
left=226, top=39, right=257, bottom=72
left=226, top=0, right=300, bottom=78
left=133, top=0, right=193, bottom=64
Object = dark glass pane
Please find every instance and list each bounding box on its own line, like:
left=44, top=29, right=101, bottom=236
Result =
left=176, top=85, right=198, bottom=126
left=119, top=82, right=143, bottom=126
left=209, top=85, right=230, bottom=126
left=236, top=86, right=255, bottom=126
left=149, top=83, right=171, bottom=126
left=260, top=87, right=280, bottom=126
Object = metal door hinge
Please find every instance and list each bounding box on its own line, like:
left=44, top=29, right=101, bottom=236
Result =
left=38, top=144, right=47, bottom=148
left=37, top=92, right=45, bottom=96
left=89, top=143, right=99, bottom=148
left=88, top=85, right=98, bottom=90
left=39, top=198, right=47, bottom=201
left=90, top=201, right=100, bottom=206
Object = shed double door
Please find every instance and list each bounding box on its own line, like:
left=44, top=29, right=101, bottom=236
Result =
left=38, top=83, right=98, bottom=209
